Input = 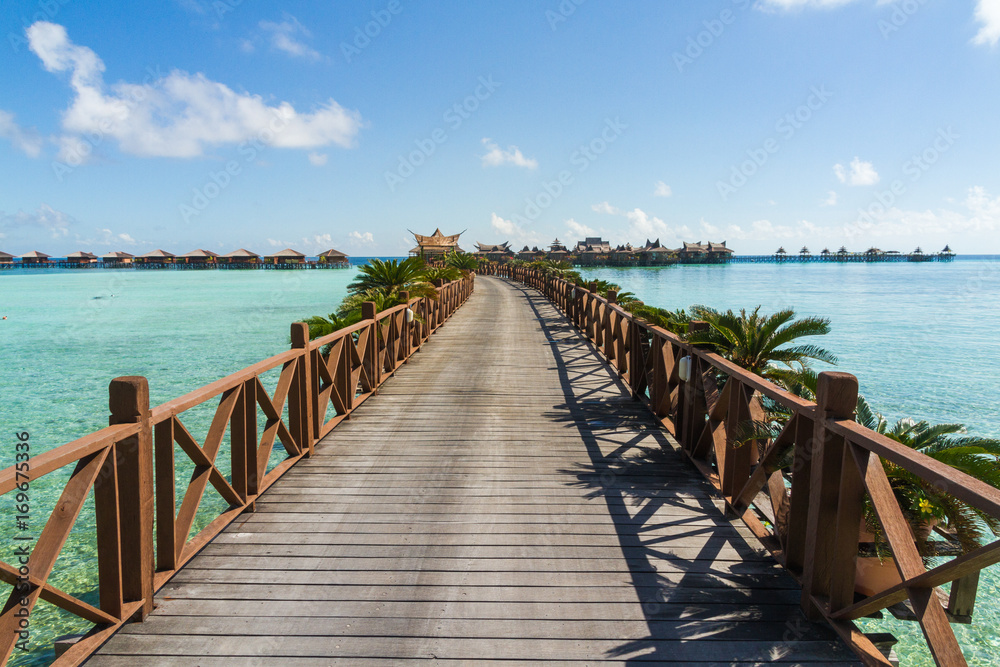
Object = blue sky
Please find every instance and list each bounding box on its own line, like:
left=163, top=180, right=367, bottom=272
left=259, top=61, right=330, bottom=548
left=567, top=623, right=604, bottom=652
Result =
left=1, top=0, right=999, bottom=256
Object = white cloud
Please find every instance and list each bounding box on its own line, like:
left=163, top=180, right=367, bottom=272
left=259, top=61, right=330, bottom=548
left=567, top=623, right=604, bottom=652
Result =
left=27, top=22, right=362, bottom=160
left=653, top=181, right=672, bottom=197
left=822, top=190, right=838, bottom=206
left=0, top=110, right=42, bottom=157
left=973, top=0, right=1000, bottom=46
left=308, top=152, right=328, bottom=166
left=834, top=157, right=879, bottom=186
left=480, top=139, right=538, bottom=170
left=489, top=212, right=540, bottom=244
left=259, top=16, right=322, bottom=61
left=565, top=219, right=595, bottom=237
left=349, top=231, right=375, bottom=245
left=592, top=202, right=671, bottom=240
left=0, top=203, right=75, bottom=238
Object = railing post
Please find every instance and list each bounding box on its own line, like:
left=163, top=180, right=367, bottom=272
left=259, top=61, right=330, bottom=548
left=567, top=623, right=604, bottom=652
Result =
left=290, top=322, right=314, bottom=456
left=800, top=371, right=859, bottom=619
left=679, top=321, right=709, bottom=452
left=108, top=376, right=154, bottom=619
left=361, top=301, right=380, bottom=388
left=398, top=290, right=411, bottom=361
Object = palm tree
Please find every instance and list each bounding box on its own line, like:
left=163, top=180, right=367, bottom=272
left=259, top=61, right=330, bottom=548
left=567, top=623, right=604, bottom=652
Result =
left=444, top=251, right=479, bottom=272
left=685, top=306, right=837, bottom=380
left=346, top=257, right=437, bottom=301
left=629, top=304, right=691, bottom=335
left=422, top=265, right=462, bottom=283
left=856, top=397, right=1000, bottom=556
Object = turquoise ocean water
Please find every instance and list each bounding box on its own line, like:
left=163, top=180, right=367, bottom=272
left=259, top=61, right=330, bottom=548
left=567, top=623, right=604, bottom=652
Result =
left=1, top=258, right=998, bottom=665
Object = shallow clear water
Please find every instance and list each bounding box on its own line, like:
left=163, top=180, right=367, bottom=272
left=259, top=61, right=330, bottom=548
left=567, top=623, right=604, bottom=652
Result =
left=1, top=260, right=998, bottom=665
left=581, top=258, right=1000, bottom=666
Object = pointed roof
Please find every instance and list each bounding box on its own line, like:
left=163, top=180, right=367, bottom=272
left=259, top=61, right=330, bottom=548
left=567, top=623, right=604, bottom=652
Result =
left=222, top=248, right=260, bottom=259
left=799, top=247, right=810, bottom=254
left=20, top=250, right=50, bottom=259
left=139, top=249, right=175, bottom=259
left=180, top=249, right=219, bottom=258
left=319, top=248, right=348, bottom=259
left=266, top=248, right=306, bottom=258
left=102, top=251, right=134, bottom=260
left=474, top=242, right=511, bottom=253
left=411, top=228, right=463, bottom=245
left=837, top=246, right=848, bottom=253
left=0, top=251, right=14, bottom=260
left=942, top=245, right=953, bottom=253
left=66, top=251, right=97, bottom=259
left=820, top=248, right=831, bottom=254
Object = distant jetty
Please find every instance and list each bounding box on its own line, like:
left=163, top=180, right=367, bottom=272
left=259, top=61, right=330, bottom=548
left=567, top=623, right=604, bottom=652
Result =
left=470, top=236, right=956, bottom=267
left=0, top=247, right=351, bottom=270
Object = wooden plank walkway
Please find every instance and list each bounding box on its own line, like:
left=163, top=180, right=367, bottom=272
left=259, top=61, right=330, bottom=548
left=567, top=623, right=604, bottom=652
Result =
left=87, top=276, right=859, bottom=665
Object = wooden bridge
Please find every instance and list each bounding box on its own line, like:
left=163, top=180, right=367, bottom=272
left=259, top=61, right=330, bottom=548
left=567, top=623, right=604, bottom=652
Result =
left=3, top=269, right=998, bottom=665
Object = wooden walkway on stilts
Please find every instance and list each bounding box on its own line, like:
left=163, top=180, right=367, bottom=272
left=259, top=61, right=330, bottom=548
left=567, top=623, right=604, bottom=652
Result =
left=87, top=276, right=858, bottom=665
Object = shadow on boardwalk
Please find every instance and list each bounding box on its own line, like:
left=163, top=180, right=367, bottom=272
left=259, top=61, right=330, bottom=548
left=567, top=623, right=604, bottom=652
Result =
left=510, top=280, right=858, bottom=665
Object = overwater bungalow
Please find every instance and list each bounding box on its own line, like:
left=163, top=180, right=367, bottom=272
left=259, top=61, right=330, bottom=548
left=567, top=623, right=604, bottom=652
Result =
left=474, top=242, right=514, bottom=262
left=264, top=248, right=306, bottom=264
left=516, top=245, right=534, bottom=261
left=19, top=251, right=51, bottom=265
left=679, top=241, right=732, bottom=263
left=179, top=249, right=220, bottom=264
left=409, top=228, right=465, bottom=260
left=318, top=248, right=350, bottom=267
left=66, top=251, right=98, bottom=264
left=220, top=248, right=260, bottom=264
left=572, top=237, right=612, bottom=255
left=799, top=246, right=811, bottom=257
left=136, top=249, right=176, bottom=264
left=547, top=239, right=570, bottom=262
left=638, top=239, right=674, bottom=264
left=0, top=251, right=14, bottom=264
left=102, top=251, right=134, bottom=264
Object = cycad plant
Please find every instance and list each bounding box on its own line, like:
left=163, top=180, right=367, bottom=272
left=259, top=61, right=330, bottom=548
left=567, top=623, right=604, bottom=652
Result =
left=346, top=257, right=438, bottom=302
left=685, top=305, right=837, bottom=381
left=856, top=397, right=1000, bottom=557
left=444, top=251, right=479, bottom=272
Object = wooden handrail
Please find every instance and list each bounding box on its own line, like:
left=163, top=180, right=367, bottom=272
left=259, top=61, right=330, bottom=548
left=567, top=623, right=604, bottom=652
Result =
left=489, top=262, right=997, bottom=667
left=0, top=273, right=475, bottom=666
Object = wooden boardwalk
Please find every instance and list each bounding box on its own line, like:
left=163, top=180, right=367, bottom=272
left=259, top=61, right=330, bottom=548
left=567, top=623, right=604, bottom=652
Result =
left=87, top=276, right=858, bottom=665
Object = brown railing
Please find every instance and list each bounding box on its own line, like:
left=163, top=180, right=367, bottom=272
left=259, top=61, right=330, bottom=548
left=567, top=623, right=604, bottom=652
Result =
left=0, top=274, right=474, bottom=666
left=486, top=263, right=999, bottom=667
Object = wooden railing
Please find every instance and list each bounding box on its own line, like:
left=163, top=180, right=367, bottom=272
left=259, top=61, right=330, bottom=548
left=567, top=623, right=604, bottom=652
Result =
left=0, top=274, right=474, bottom=666
left=485, top=263, right=999, bottom=667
